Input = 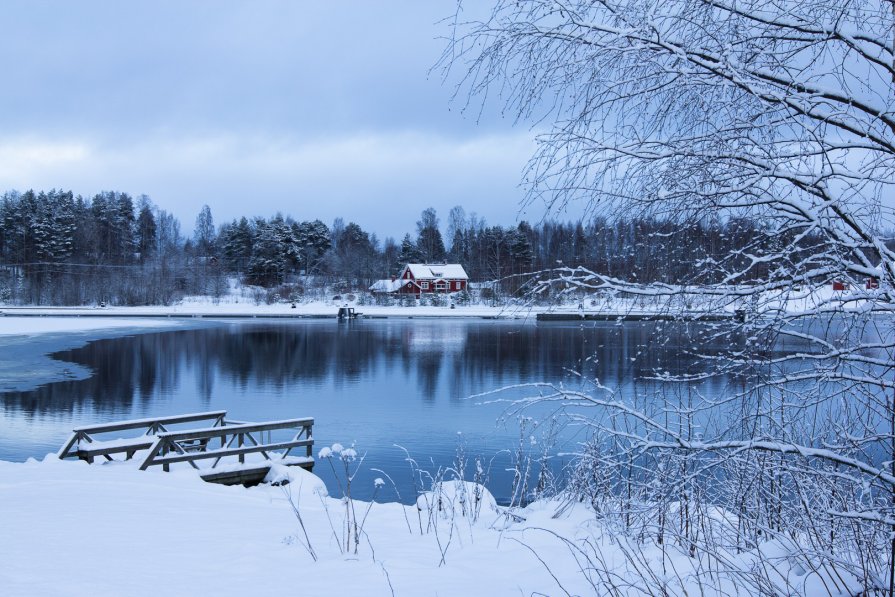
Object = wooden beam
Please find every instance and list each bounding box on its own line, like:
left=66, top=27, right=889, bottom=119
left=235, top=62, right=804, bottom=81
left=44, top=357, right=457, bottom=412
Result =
left=145, top=439, right=313, bottom=467
left=152, top=419, right=313, bottom=443
left=70, top=411, right=228, bottom=435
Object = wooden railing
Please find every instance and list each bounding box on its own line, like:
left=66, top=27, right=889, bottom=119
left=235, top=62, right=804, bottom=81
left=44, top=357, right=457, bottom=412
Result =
left=57, top=411, right=228, bottom=463
left=138, top=418, right=314, bottom=473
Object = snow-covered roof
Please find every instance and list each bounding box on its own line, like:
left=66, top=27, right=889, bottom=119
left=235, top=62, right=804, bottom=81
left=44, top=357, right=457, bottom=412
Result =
left=404, top=264, right=469, bottom=280
left=369, top=279, right=416, bottom=293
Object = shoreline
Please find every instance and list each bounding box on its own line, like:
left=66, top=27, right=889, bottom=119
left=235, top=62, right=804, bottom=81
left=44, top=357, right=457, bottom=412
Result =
left=0, top=318, right=209, bottom=392
left=0, top=303, right=537, bottom=320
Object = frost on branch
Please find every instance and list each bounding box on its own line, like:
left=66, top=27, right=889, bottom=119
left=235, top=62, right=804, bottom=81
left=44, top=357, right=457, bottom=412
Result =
left=444, top=0, right=895, bottom=593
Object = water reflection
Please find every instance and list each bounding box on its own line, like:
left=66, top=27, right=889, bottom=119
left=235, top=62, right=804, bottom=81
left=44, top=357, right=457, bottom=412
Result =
left=1, top=321, right=742, bottom=415
left=0, top=319, right=750, bottom=501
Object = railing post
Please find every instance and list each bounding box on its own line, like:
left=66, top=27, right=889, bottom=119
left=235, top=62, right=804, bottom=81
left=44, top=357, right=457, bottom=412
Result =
left=306, top=423, right=313, bottom=458
left=162, top=438, right=170, bottom=472
left=238, top=433, right=244, bottom=464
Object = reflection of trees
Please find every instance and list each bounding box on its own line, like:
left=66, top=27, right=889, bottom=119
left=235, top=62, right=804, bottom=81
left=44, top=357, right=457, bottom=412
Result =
left=1, top=322, right=755, bottom=418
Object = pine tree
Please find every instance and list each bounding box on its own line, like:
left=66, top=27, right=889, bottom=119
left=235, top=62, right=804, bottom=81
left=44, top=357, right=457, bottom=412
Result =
left=396, top=233, right=424, bottom=267
left=294, top=219, right=331, bottom=274
left=136, top=197, right=157, bottom=263
left=416, top=208, right=446, bottom=262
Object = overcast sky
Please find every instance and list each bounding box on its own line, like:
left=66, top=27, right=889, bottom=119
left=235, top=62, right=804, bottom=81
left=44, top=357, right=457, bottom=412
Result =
left=0, top=1, right=559, bottom=240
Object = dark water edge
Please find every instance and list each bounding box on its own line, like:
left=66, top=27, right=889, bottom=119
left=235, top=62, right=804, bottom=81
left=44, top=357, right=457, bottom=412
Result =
left=0, top=320, right=215, bottom=392
left=0, top=318, right=747, bottom=503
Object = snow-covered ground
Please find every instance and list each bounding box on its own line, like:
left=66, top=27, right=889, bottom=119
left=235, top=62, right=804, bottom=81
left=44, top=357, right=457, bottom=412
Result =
left=0, top=453, right=855, bottom=597
left=0, top=456, right=596, bottom=597
left=0, top=300, right=531, bottom=319
left=0, top=281, right=866, bottom=320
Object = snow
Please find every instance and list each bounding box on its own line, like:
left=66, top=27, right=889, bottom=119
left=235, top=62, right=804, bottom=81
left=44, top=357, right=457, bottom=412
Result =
left=0, top=281, right=865, bottom=325
left=0, top=457, right=593, bottom=596
left=404, top=263, right=469, bottom=280
left=0, top=315, right=182, bottom=337
left=0, top=456, right=860, bottom=596
left=369, top=278, right=412, bottom=293
left=0, top=300, right=529, bottom=319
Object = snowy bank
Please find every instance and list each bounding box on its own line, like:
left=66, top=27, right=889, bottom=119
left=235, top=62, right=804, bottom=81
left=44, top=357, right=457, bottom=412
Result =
left=0, top=455, right=860, bottom=597
left=0, top=456, right=594, bottom=597
left=0, top=300, right=534, bottom=320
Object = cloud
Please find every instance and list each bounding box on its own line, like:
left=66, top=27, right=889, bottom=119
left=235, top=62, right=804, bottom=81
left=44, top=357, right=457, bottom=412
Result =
left=0, top=2, right=552, bottom=239
left=0, top=130, right=537, bottom=239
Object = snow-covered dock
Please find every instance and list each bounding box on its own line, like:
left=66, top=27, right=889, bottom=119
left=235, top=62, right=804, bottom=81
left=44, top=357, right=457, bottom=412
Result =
left=58, top=411, right=314, bottom=486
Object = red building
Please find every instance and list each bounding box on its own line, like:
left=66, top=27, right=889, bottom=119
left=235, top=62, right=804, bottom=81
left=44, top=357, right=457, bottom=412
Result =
left=370, top=264, right=469, bottom=297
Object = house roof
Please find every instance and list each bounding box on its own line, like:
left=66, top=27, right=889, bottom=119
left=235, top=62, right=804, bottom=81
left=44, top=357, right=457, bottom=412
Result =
left=404, top=263, right=469, bottom=280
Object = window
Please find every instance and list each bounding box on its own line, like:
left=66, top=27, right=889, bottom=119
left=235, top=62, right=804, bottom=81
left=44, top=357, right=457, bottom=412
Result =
left=421, top=281, right=429, bottom=289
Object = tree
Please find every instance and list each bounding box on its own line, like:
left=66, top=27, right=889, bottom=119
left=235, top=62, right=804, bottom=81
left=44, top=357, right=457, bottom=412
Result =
left=220, top=217, right=254, bottom=274
left=416, top=207, right=446, bottom=262
left=333, top=222, right=376, bottom=288
left=446, top=205, right=467, bottom=253
left=294, top=219, right=331, bottom=274
left=136, top=196, right=157, bottom=263
left=396, top=233, right=424, bottom=267
left=194, top=204, right=216, bottom=256
left=448, top=0, right=895, bottom=592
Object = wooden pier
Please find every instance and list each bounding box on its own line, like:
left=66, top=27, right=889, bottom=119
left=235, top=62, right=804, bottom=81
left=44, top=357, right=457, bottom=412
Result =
left=58, top=411, right=314, bottom=486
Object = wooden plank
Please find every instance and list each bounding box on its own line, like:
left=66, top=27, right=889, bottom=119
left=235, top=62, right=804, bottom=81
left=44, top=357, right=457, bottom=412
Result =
left=153, top=418, right=313, bottom=443
left=56, top=431, right=82, bottom=459
left=70, top=411, right=228, bottom=435
left=199, top=460, right=314, bottom=486
left=74, top=438, right=155, bottom=459
left=200, top=466, right=271, bottom=486
left=138, top=437, right=165, bottom=471
left=145, top=439, right=314, bottom=466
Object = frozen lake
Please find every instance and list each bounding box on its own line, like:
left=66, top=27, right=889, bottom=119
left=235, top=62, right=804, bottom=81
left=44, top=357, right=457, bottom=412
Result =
left=0, top=318, right=742, bottom=502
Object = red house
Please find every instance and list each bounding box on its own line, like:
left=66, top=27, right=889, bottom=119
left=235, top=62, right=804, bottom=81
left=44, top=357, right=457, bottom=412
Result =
left=370, top=264, right=469, bottom=297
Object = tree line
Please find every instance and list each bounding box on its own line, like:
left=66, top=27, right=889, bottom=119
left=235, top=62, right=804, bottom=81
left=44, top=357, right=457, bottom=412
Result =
left=1, top=188, right=823, bottom=305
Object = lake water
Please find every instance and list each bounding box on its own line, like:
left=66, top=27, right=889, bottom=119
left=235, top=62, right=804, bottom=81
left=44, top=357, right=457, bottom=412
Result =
left=0, top=318, right=741, bottom=502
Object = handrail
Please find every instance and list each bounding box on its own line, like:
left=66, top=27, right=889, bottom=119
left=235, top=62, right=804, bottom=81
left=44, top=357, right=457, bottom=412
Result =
left=139, top=418, right=314, bottom=472
left=72, top=411, right=228, bottom=434
left=58, top=410, right=228, bottom=460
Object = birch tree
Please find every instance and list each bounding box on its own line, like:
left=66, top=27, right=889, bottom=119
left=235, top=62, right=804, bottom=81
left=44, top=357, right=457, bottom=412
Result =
left=445, top=0, right=895, bottom=592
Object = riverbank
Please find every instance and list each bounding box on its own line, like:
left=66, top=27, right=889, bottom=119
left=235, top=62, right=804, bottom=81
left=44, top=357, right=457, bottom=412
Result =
left=0, top=301, right=535, bottom=320
left=0, top=281, right=858, bottom=322
left=0, top=453, right=850, bottom=597
left=0, top=455, right=595, bottom=596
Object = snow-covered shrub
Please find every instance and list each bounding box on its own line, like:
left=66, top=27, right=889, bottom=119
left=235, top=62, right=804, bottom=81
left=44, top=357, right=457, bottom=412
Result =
left=453, top=289, right=470, bottom=305
left=416, top=480, right=498, bottom=524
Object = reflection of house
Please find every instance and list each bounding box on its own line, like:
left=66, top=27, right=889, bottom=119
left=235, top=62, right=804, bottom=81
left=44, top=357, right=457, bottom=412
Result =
left=370, top=264, right=469, bottom=297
